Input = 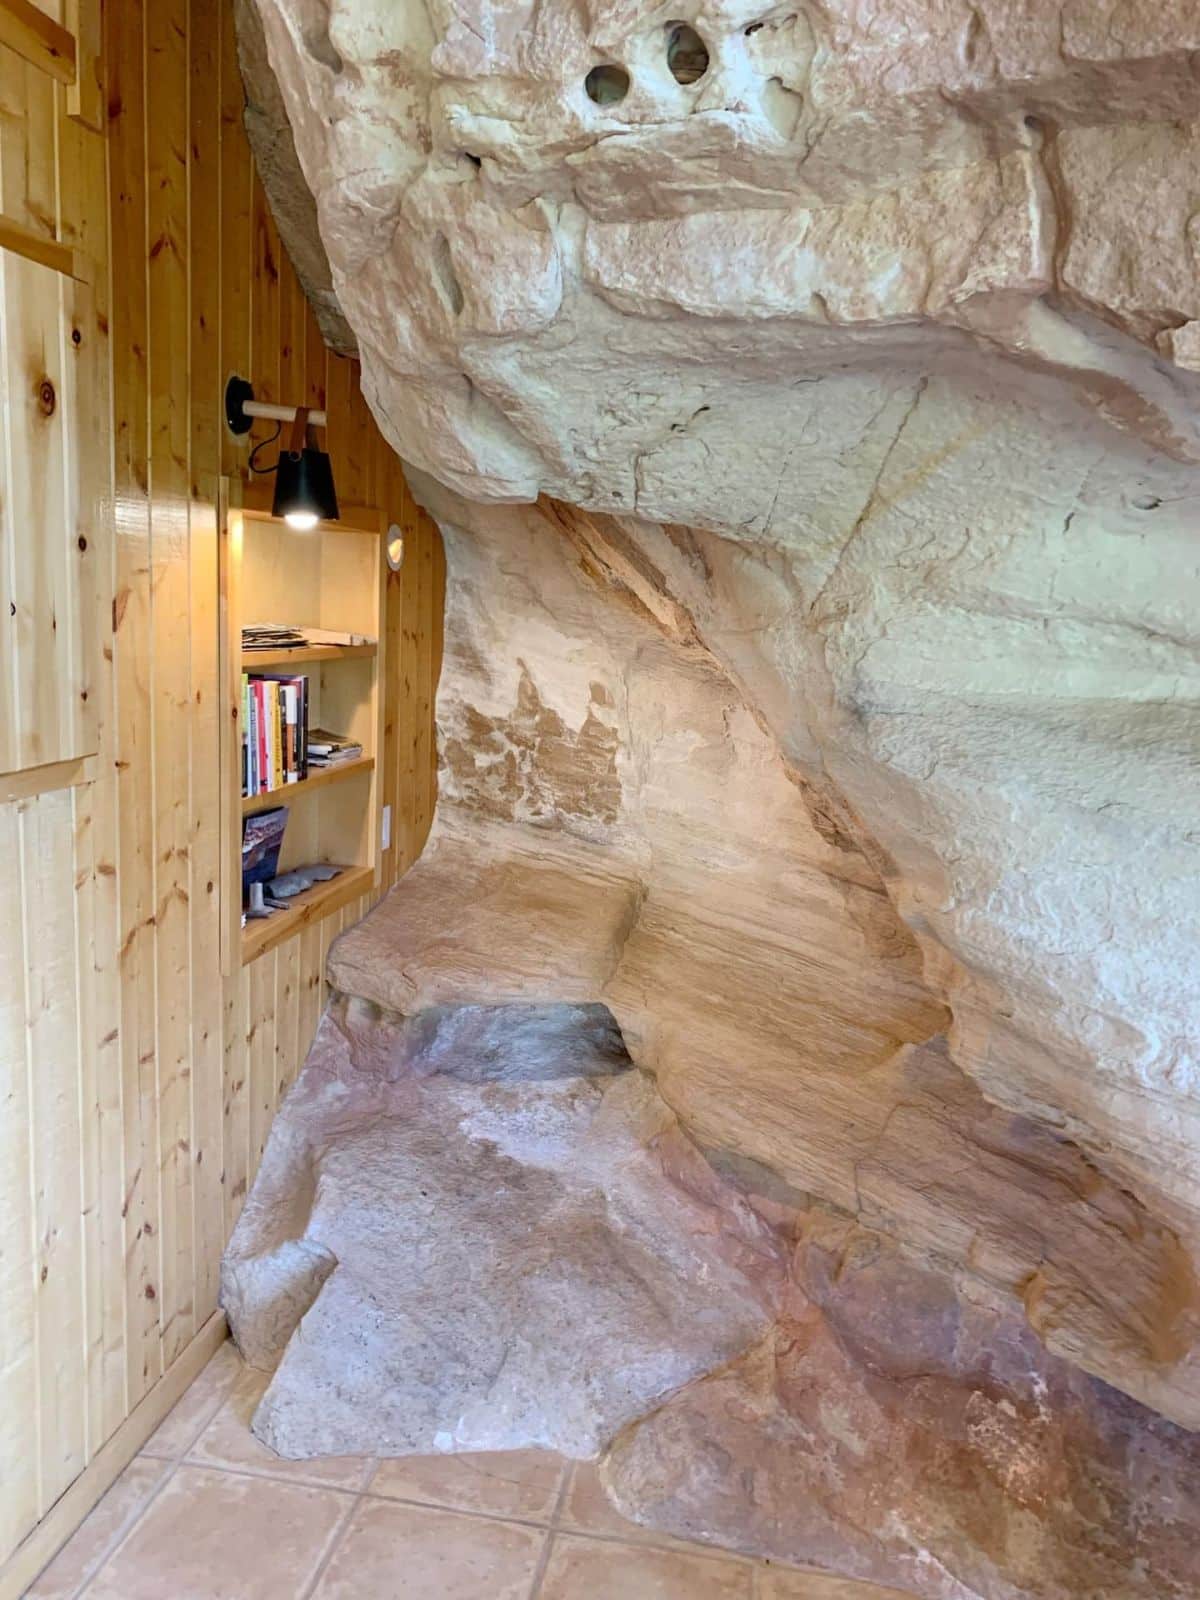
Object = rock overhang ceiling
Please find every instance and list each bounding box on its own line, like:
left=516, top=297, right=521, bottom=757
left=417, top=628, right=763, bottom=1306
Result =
left=238, top=0, right=1200, bottom=1446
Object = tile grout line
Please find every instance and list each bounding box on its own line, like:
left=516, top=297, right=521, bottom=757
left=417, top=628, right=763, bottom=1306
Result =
left=178, top=1449, right=368, bottom=1498
left=60, top=1414, right=764, bottom=1600
left=58, top=1384, right=234, bottom=1600
left=64, top=1455, right=185, bottom=1600
left=293, top=1460, right=378, bottom=1600
left=180, top=1453, right=752, bottom=1565
left=525, top=1460, right=574, bottom=1600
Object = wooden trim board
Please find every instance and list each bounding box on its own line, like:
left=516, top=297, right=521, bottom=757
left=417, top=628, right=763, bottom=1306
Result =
left=65, top=0, right=102, bottom=129
left=1, top=755, right=97, bottom=802
left=0, top=0, right=76, bottom=84
left=218, top=483, right=242, bottom=977
left=0, top=1314, right=229, bottom=1600
left=0, top=211, right=91, bottom=280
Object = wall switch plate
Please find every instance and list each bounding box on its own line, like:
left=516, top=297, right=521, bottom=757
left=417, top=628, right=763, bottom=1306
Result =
left=381, top=804, right=392, bottom=850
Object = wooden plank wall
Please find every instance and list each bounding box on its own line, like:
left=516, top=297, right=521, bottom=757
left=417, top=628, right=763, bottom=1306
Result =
left=0, top=0, right=444, bottom=1580
left=0, top=0, right=98, bottom=776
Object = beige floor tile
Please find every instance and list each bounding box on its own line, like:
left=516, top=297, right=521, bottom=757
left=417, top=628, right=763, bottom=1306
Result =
left=539, top=1533, right=753, bottom=1599
left=559, top=1463, right=695, bottom=1551
left=140, top=1340, right=242, bottom=1459
left=758, top=1569, right=914, bottom=1598
left=26, top=1457, right=170, bottom=1599
left=560, top=1462, right=647, bottom=1538
left=84, top=1465, right=350, bottom=1600
left=370, top=1448, right=564, bottom=1522
left=309, top=1498, right=545, bottom=1599
left=187, top=1361, right=374, bottom=1490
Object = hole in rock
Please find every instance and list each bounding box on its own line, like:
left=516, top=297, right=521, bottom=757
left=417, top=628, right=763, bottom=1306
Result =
left=585, top=63, right=631, bottom=105
left=1132, top=494, right=1161, bottom=510
left=431, top=231, right=465, bottom=317
left=666, top=21, right=709, bottom=84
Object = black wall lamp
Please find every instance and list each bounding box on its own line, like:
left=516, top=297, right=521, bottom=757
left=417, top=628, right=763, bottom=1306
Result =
left=225, top=375, right=340, bottom=531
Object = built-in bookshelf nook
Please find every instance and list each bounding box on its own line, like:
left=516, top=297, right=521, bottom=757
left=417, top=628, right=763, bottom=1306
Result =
left=220, top=483, right=387, bottom=970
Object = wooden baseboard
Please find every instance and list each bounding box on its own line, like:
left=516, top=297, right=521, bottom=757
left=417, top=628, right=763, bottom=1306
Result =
left=0, top=1312, right=228, bottom=1600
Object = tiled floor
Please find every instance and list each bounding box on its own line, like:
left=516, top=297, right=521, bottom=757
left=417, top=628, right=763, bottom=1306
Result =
left=24, top=1341, right=887, bottom=1599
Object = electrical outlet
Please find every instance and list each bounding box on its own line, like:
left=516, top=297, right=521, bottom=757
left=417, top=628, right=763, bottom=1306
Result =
left=381, top=804, right=392, bottom=850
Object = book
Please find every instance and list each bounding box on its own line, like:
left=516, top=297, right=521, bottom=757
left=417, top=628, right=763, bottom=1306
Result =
left=242, top=806, right=288, bottom=895
left=271, top=682, right=283, bottom=792
left=282, top=683, right=298, bottom=781
left=242, top=673, right=310, bottom=796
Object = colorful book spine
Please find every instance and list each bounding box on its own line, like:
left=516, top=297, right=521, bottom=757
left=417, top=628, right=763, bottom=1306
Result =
left=271, top=682, right=283, bottom=792
left=244, top=673, right=310, bottom=795
left=241, top=673, right=250, bottom=796
left=283, top=683, right=298, bottom=782
left=256, top=680, right=268, bottom=794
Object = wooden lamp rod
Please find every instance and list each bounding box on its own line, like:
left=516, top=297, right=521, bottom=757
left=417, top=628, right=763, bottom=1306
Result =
left=225, top=375, right=328, bottom=435
left=243, top=399, right=329, bottom=428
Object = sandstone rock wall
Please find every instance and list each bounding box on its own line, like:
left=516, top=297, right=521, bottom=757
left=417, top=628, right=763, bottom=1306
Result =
left=331, top=488, right=1200, bottom=1435
left=240, top=0, right=1200, bottom=1432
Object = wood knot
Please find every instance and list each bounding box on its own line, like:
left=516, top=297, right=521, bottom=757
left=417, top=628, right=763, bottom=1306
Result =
left=37, top=378, right=56, bottom=418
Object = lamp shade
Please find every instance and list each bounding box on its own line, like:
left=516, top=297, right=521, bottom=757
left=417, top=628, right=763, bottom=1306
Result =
left=273, top=443, right=339, bottom=529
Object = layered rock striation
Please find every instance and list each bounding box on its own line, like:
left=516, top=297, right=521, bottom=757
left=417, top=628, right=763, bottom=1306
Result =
left=233, top=0, right=1200, bottom=1590
left=331, top=489, right=1199, bottom=1431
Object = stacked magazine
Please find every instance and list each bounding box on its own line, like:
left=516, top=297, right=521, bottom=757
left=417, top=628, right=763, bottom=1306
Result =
left=242, top=623, right=375, bottom=651
left=307, top=728, right=363, bottom=769
left=242, top=623, right=307, bottom=652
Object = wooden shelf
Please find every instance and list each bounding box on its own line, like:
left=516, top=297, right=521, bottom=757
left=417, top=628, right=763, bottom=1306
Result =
left=242, top=755, right=374, bottom=816
left=241, top=864, right=375, bottom=966
left=240, top=643, right=376, bottom=667
left=221, top=484, right=387, bottom=975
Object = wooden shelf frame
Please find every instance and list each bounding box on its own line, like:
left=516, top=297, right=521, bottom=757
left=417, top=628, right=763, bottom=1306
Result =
left=242, top=754, right=374, bottom=816
left=241, top=865, right=375, bottom=966
left=240, top=643, right=376, bottom=668
left=219, top=480, right=387, bottom=972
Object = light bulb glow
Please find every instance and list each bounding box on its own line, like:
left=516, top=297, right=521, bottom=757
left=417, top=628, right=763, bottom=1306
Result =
left=284, top=510, right=320, bottom=532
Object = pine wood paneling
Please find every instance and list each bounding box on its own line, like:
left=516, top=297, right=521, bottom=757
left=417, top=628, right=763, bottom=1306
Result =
left=0, top=0, right=75, bottom=85
left=0, top=0, right=444, bottom=1587
left=0, top=54, right=94, bottom=773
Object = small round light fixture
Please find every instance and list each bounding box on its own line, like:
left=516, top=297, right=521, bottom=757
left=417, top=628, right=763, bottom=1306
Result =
left=386, top=525, right=405, bottom=570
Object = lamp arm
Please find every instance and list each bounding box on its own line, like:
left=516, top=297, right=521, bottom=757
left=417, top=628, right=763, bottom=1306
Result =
left=244, top=399, right=328, bottom=429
